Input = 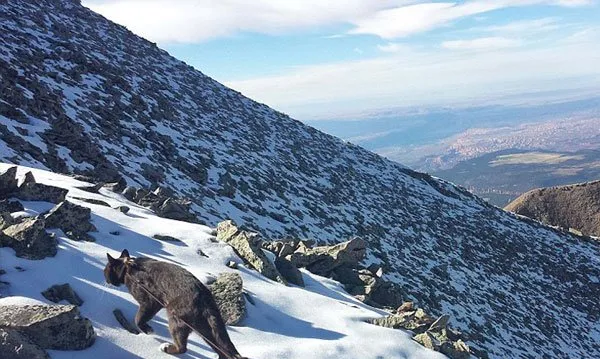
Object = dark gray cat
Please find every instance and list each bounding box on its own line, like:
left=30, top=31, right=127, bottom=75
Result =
left=104, top=249, right=248, bottom=359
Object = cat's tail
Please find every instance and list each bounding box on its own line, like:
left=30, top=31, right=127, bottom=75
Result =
left=197, top=296, right=245, bottom=359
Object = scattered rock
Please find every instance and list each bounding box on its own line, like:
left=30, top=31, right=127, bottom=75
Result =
left=414, top=332, right=439, bottom=351
left=440, top=340, right=471, bottom=359
left=155, top=198, right=197, bottom=223
left=275, top=257, right=304, bottom=287
left=0, top=199, right=24, bottom=213
left=71, top=196, right=110, bottom=207
left=21, top=171, right=36, bottom=185
left=104, top=177, right=127, bottom=193
left=226, top=261, right=238, bottom=269
left=116, top=205, right=130, bottom=214
left=397, top=301, right=414, bottom=313
left=207, top=273, right=246, bottom=326
left=41, top=283, right=84, bottom=306
left=429, top=314, right=450, bottom=333
left=75, top=182, right=104, bottom=194
left=122, top=186, right=137, bottom=201
left=44, top=201, right=96, bottom=241
left=0, top=167, right=18, bottom=199
left=0, top=327, right=50, bottom=359
left=0, top=304, right=95, bottom=350
left=109, top=231, right=120, bottom=236
left=1, top=218, right=57, bottom=259
left=216, top=220, right=286, bottom=284
left=197, top=249, right=209, bottom=257
left=152, top=234, right=181, bottom=242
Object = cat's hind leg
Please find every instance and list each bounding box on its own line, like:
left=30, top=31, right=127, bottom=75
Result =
left=135, top=301, right=162, bottom=334
left=161, top=315, right=191, bottom=355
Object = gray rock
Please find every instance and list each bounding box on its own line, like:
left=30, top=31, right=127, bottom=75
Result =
left=156, top=198, right=198, bottom=223
left=287, top=237, right=366, bottom=276
left=226, top=261, right=238, bottom=269
left=369, top=281, right=404, bottom=308
left=71, top=196, right=110, bottom=207
left=0, top=328, right=50, bottom=359
left=152, top=234, right=181, bottom=242
left=0, top=212, right=16, bottom=230
left=16, top=182, right=68, bottom=204
left=207, top=273, right=246, bottom=326
left=122, top=186, right=137, bottom=201
left=21, top=171, right=35, bottom=185
left=0, top=304, right=95, bottom=350
left=0, top=167, right=18, bottom=199
left=103, top=177, right=127, bottom=193
left=217, top=220, right=286, bottom=284
left=440, top=340, right=471, bottom=359
left=429, top=314, right=450, bottom=333
left=116, top=205, right=130, bottom=214
left=44, top=201, right=96, bottom=241
left=1, top=218, right=57, bottom=259
left=275, top=257, right=304, bottom=287
left=41, top=283, right=84, bottom=306
left=0, top=199, right=24, bottom=213
left=75, top=182, right=104, bottom=194
left=413, top=332, right=440, bottom=351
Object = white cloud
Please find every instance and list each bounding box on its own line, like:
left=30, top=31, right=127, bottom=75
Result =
left=226, top=38, right=600, bottom=118
left=83, top=0, right=594, bottom=43
left=442, top=36, right=523, bottom=50
left=478, top=17, right=560, bottom=33
left=377, top=42, right=412, bottom=53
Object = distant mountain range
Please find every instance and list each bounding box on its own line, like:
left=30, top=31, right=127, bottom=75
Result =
left=1, top=1, right=599, bottom=358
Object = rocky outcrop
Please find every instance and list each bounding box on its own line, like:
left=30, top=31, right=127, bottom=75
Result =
left=41, top=283, right=84, bottom=306
left=0, top=304, right=95, bottom=351
left=0, top=328, right=50, bottom=359
left=0, top=199, right=24, bottom=213
left=274, top=257, right=304, bottom=287
left=0, top=212, right=16, bottom=231
left=505, top=180, right=600, bottom=237
left=216, top=220, right=286, bottom=284
left=16, top=181, right=68, bottom=204
left=207, top=272, right=246, bottom=326
left=121, top=186, right=199, bottom=223
left=1, top=218, right=57, bottom=259
left=0, top=167, right=18, bottom=199
left=287, top=238, right=366, bottom=277
left=44, top=201, right=96, bottom=241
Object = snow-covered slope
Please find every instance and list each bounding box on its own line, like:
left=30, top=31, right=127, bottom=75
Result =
left=0, top=1, right=599, bottom=358
left=0, top=163, right=444, bottom=359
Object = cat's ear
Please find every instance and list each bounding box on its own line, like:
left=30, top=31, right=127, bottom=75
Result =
left=107, top=253, right=116, bottom=264
left=120, top=249, right=130, bottom=259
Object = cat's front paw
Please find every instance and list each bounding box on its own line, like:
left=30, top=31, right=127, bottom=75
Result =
left=159, top=343, right=184, bottom=354
left=159, top=343, right=171, bottom=353
left=138, top=323, right=154, bottom=334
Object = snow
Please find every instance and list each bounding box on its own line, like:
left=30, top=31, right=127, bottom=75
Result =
left=0, top=163, right=444, bottom=359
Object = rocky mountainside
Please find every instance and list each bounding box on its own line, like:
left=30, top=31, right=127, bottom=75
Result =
left=1, top=1, right=599, bottom=358
left=506, top=180, right=600, bottom=237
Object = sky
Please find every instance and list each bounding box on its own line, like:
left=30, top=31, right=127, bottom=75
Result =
left=83, top=0, right=600, bottom=120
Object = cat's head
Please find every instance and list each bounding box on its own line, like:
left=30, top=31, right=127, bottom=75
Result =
left=104, top=249, right=131, bottom=286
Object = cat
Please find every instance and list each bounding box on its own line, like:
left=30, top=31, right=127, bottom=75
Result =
left=104, top=249, right=248, bottom=359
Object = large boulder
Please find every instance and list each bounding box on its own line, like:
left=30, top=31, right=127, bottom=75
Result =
left=0, top=304, right=95, bottom=350
left=287, top=237, right=366, bottom=276
left=0, top=199, right=24, bottom=213
left=16, top=180, right=68, bottom=204
left=44, top=201, right=96, bottom=241
left=1, top=218, right=57, bottom=259
left=0, top=167, right=18, bottom=199
left=207, top=273, right=246, bottom=326
left=41, top=283, right=84, bottom=306
left=216, top=220, right=286, bottom=284
left=0, top=328, right=49, bottom=359
left=155, top=198, right=198, bottom=223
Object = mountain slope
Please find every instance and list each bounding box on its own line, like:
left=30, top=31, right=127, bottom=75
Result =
left=506, top=180, right=600, bottom=237
left=0, top=164, right=444, bottom=359
left=1, top=1, right=599, bottom=358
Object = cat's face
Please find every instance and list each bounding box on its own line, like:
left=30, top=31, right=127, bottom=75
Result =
left=104, top=249, right=130, bottom=286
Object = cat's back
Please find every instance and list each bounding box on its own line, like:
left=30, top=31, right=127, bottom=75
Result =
left=133, top=258, right=208, bottom=299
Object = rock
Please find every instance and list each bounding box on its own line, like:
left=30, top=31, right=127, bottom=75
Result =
left=0, top=167, right=18, bottom=199
left=103, top=177, right=127, bottom=193
left=41, top=283, right=84, bottom=306
left=75, top=182, right=104, bottom=194
left=275, top=257, right=305, bottom=287
left=116, top=205, right=130, bottom=214
left=207, top=273, right=246, bottom=326
left=0, top=199, right=24, bottom=213
left=226, top=261, right=238, bottom=269
left=152, top=234, right=181, bottom=242
left=71, top=196, right=110, bottom=207
left=287, top=237, right=367, bottom=276
left=197, top=249, right=209, bottom=257
left=369, top=281, right=404, bottom=308
left=1, top=218, right=57, bottom=259
left=397, top=301, right=414, bottom=313
left=413, top=332, right=440, bottom=351
left=0, top=328, right=50, bottom=359
left=440, top=340, right=471, bottom=359
left=122, top=186, right=137, bottom=201
left=429, top=314, right=450, bottom=333
left=0, top=212, right=16, bottom=230
left=109, top=231, right=120, bottom=236
left=44, top=201, right=96, bottom=241
left=16, top=182, right=68, bottom=204
left=217, top=220, right=286, bottom=284
left=156, top=198, right=198, bottom=223
left=367, top=264, right=384, bottom=278
left=0, top=304, right=95, bottom=350
left=21, top=171, right=36, bottom=185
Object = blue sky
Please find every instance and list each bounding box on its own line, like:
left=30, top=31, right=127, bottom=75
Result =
left=84, top=1, right=600, bottom=120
